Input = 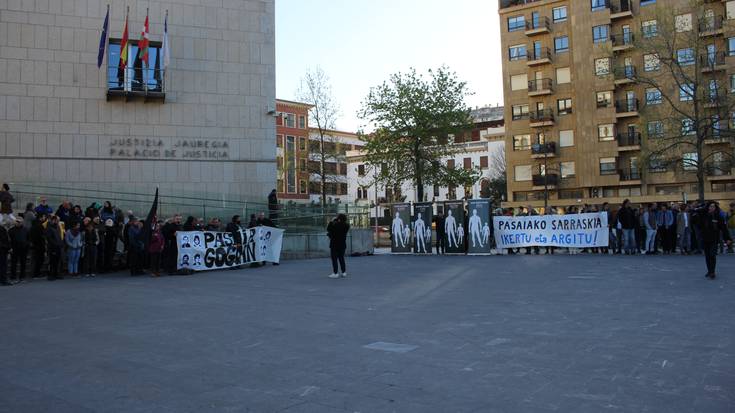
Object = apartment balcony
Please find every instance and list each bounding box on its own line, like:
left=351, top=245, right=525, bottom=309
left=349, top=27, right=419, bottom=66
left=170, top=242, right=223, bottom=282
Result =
left=699, top=16, right=724, bottom=36
left=706, top=161, right=733, bottom=178
left=529, top=109, right=555, bottom=127
left=615, top=99, right=639, bottom=118
left=525, top=16, right=550, bottom=36
left=700, top=51, right=728, bottom=72
left=527, top=47, right=552, bottom=66
left=704, top=130, right=732, bottom=144
left=704, top=94, right=724, bottom=109
left=618, top=169, right=642, bottom=184
left=609, top=0, right=633, bottom=19
left=532, top=173, right=558, bottom=189
left=616, top=132, right=641, bottom=150
left=613, top=65, right=636, bottom=86
left=499, top=0, right=542, bottom=9
left=611, top=32, right=634, bottom=52
left=531, top=141, right=557, bottom=158
left=528, top=78, right=553, bottom=96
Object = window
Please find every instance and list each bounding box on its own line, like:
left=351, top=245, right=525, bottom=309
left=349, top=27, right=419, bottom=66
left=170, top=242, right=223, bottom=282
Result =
left=513, top=134, right=531, bottom=150
left=285, top=136, right=296, bottom=193
left=276, top=134, right=283, bottom=148
left=592, top=25, right=609, bottom=43
left=358, top=164, right=365, bottom=176
left=731, top=74, right=735, bottom=93
left=464, top=158, right=472, bottom=170
left=480, top=156, right=488, bottom=169
left=712, top=182, right=735, bottom=193
left=554, top=36, right=569, bottom=52
left=556, top=67, right=571, bottom=84
left=559, top=130, right=574, bottom=147
left=553, top=6, right=567, bottom=22
left=619, top=187, right=642, bottom=197
left=509, top=44, right=527, bottom=61
left=681, top=118, right=695, bottom=135
left=598, top=124, right=615, bottom=141
left=591, top=0, right=607, bottom=11
left=557, top=98, right=572, bottom=115
left=299, top=180, right=307, bottom=194
left=447, top=159, right=455, bottom=169
left=649, top=155, right=666, bottom=172
left=679, top=83, right=694, bottom=101
left=728, top=1, right=735, bottom=20
left=728, top=37, right=735, bottom=56
left=683, top=153, right=698, bottom=171
left=106, top=40, right=165, bottom=93
left=508, top=15, right=525, bottom=32
left=561, top=161, right=575, bottom=178
left=287, top=115, right=300, bottom=130
left=300, top=159, right=307, bottom=172
left=647, top=121, right=664, bottom=138
left=433, top=186, right=440, bottom=197
left=644, top=54, right=660, bottom=72
left=645, top=88, right=662, bottom=105
left=298, top=115, right=306, bottom=129
left=299, top=137, right=306, bottom=151
left=510, top=73, right=528, bottom=91
left=599, top=157, right=617, bottom=175
left=596, top=91, right=612, bottom=108
left=675, top=14, right=692, bottom=32
left=357, top=187, right=367, bottom=200
left=641, top=0, right=656, bottom=5
left=512, top=104, right=529, bottom=120
left=677, top=48, right=695, bottom=65
left=595, top=58, right=610, bottom=76
left=515, top=165, right=532, bottom=181
left=642, top=20, right=658, bottom=38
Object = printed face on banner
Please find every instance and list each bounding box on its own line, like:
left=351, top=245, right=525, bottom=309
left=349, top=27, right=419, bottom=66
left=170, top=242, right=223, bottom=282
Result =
left=412, top=203, right=433, bottom=254
left=176, top=227, right=284, bottom=271
left=391, top=204, right=412, bottom=253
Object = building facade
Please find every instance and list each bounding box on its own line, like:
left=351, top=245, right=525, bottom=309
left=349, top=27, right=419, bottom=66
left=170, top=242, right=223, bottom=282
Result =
left=0, top=1, right=275, bottom=205
left=275, top=99, right=312, bottom=201
left=307, top=128, right=364, bottom=204
left=347, top=106, right=505, bottom=218
left=499, top=0, right=735, bottom=208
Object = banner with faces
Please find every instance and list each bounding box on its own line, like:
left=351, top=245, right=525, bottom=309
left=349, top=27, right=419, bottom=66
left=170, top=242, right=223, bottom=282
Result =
left=176, top=226, right=284, bottom=271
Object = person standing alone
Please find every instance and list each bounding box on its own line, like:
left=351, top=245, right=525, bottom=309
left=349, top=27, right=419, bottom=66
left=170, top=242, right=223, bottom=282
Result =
left=327, top=214, right=350, bottom=279
left=696, top=202, right=732, bottom=279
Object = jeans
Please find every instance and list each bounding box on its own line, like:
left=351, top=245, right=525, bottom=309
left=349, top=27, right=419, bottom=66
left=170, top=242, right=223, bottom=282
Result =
left=646, top=229, right=657, bottom=252
left=436, top=233, right=446, bottom=254
left=67, top=248, right=81, bottom=274
left=679, top=228, right=691, bottom=252
left=704, top=242, right=718, bottom=275
left=622, top=229, right=636, bottom=253
left=330, top=246, right=346, bottom=274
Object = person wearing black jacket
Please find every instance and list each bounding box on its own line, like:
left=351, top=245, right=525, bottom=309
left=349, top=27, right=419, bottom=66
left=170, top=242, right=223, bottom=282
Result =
left=435, top=212, right=446, bottom=255
left=327, top=214, right=350, bottom=279
left=696, top=201, right=733, bottom=279
left=30, top=215, right=47, bottom=278
left=45, top=215, right=64, bottom=281
left=8, top=218, right=29, bottom=282
left=0, top=224, right=11, bottom=286
left=617, top=199, right=637, bottom=255
left=161, top=215, right=182, bottom=275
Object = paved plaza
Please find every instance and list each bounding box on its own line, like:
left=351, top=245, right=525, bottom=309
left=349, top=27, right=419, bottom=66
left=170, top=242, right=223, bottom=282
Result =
left=1, top=253, right=734, bottom=412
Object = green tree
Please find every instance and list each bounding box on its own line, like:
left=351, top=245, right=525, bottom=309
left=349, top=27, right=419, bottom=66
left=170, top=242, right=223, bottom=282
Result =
left=358, top=67, right=477, bottom=202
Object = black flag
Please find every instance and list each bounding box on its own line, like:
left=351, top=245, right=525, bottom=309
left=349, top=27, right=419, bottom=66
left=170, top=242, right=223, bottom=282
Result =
left=143, top=188, right=159, bottom=249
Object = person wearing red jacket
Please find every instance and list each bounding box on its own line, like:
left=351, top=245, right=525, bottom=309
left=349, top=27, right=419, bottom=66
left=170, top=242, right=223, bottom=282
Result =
left=148, top=221, right=165, bottom=277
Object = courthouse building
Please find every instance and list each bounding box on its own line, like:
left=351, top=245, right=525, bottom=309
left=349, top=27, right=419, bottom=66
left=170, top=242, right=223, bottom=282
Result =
left=0, top=1, right=276, bottom=204
left=499, top=0, right=735, bottom=207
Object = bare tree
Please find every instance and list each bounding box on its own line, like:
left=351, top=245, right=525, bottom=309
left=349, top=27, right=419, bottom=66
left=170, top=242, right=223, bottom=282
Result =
left=488, top=145, right=507, bottom=179
left=296, top=67, right=341, bottom=206
left=631, top=1, right=734, bottom=202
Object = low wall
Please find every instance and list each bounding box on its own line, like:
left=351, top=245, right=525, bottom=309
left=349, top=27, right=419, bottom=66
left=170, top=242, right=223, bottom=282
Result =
left=281, top=229, right=374, bottom=260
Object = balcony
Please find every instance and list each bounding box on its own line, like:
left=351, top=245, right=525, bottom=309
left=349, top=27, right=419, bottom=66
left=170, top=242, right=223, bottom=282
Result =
left=527, top=47, right=552, bottom=66
left=609, top=0, right=633, bottom=19
left=616, top=132, right=641, bottom=150
left=704, top=130, right=732, bottom=144
left=529, top=109, right=555, bottom=127
left=618, top=169, right=641, bottom=183
left=531, top=141, right=557, bottom=158
left=500, top=0, right=542, bottom=9
left=704, top=94, right=724, bottom=109
left=532, top=174, right=558, bottom=188
left=611, top=32, right=634, bottom=52
left=525, top=16, right=550, bottom=36
left=706, top=161, right=733, bottom=178
left=615, top=99, right=639, bottom=118
left=699, top=16, right=724, bottom=36
left=528, top=78, right=553, bottom=96
left=700, top=51, right=727, bottom=72
left=613, top=65, right=636, bottom=85
left=106, top=66, right=166, bottom=102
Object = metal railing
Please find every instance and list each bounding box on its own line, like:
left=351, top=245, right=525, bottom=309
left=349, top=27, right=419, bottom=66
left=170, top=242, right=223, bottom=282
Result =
left=700, top=51, right=726, bottom=68
left=613, top=65, right=636, bottom=81
left=617, top=132, right=641, bottom=146
left=706, top=162, right=733, bottom=176
left=611, top=32, right=634, bottom=47
left=107, top=66, right=166, bottom=94
left=610, top=0, right=632, bottom=13
left=526, top=16, right=549, bottom=31
left=530, top=109, right=554, bottom=123
left=699, top=16, right=723, bottom=33
left=615, top=98, right=639, bottom=113
left=527, top=47, right=552, bottom=61
left=528, top=78, right=553, bottom=92
left=531, top=141, right=556, bottom=155
left=618, top=169, right=641, bottom=181
left=500, top=0, right=541, bottom=9
left=532, top=174, right=558, bottom=186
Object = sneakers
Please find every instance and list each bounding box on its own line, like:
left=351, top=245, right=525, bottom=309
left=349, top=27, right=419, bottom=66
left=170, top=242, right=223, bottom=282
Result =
left=340, top=272, right=347, bottom=278
left=328, top=273, right=340, bottom=279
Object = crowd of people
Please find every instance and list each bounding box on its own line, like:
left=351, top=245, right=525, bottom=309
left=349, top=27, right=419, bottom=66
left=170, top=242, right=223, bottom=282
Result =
left=0, top=184, right=280, bottom=286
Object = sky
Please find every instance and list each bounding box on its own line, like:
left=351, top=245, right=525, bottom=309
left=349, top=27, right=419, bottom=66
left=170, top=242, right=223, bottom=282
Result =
left=275, top=0, right=504, bottom=132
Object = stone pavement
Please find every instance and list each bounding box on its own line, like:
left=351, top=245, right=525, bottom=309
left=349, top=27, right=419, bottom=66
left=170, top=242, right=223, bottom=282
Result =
left=1, top=253, right=734, bottom=412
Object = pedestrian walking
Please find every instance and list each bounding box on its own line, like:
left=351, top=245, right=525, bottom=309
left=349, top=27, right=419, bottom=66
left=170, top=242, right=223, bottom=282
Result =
left=696, top=201, right=732, bottom=279
left=327, top=213, right=350, bottom=279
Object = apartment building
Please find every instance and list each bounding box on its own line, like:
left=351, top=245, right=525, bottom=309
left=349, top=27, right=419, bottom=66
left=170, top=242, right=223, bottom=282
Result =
left=307, top=128, right=364, bottom=204
left=499, top=0, right=735, bottom=208
left=276, top=99, right=312, bottom=201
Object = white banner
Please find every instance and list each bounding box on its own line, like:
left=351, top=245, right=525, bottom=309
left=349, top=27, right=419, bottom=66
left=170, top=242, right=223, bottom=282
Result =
left=176, top=226, right=284, bottom=271
left=493, top=212, right=609, bottom=249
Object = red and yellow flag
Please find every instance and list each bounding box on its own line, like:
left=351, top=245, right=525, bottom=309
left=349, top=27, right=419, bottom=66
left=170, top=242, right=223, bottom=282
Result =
left=138, top=14, right=150, bottom=66
left=119, top=13, right=129, bottom=70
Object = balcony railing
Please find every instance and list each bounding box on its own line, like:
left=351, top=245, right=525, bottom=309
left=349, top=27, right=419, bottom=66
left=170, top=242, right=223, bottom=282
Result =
left=699, top=16, right=723, bottom=33
left=615, top=98, right=639, bottom=113
left=610, top=0, right=633, bottom=13
left=500, top=0, right=541, bottom=9
left=527, top=47, right=552, bottom=61
left=528, top=78, right=553, bottom=92
left=617, top=132, right=641, bottom=146
left=611, top=32, right=634, bottom=47
left=613, top=65, right=636, bottom=81
left=531, top=141, right=556, bottom=155
left=707, top=162, right=733, bottom=176
left=532, top=174, right=559, bottom=187
left=526, top=16, right=550, bottom=31
left=107, top=66, right=166, bottom=101
left=530, top=109, right=555, bottom=123
left=700, top=51, right=727, bottom=68
left=619, top=169, right=641, bottom=181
